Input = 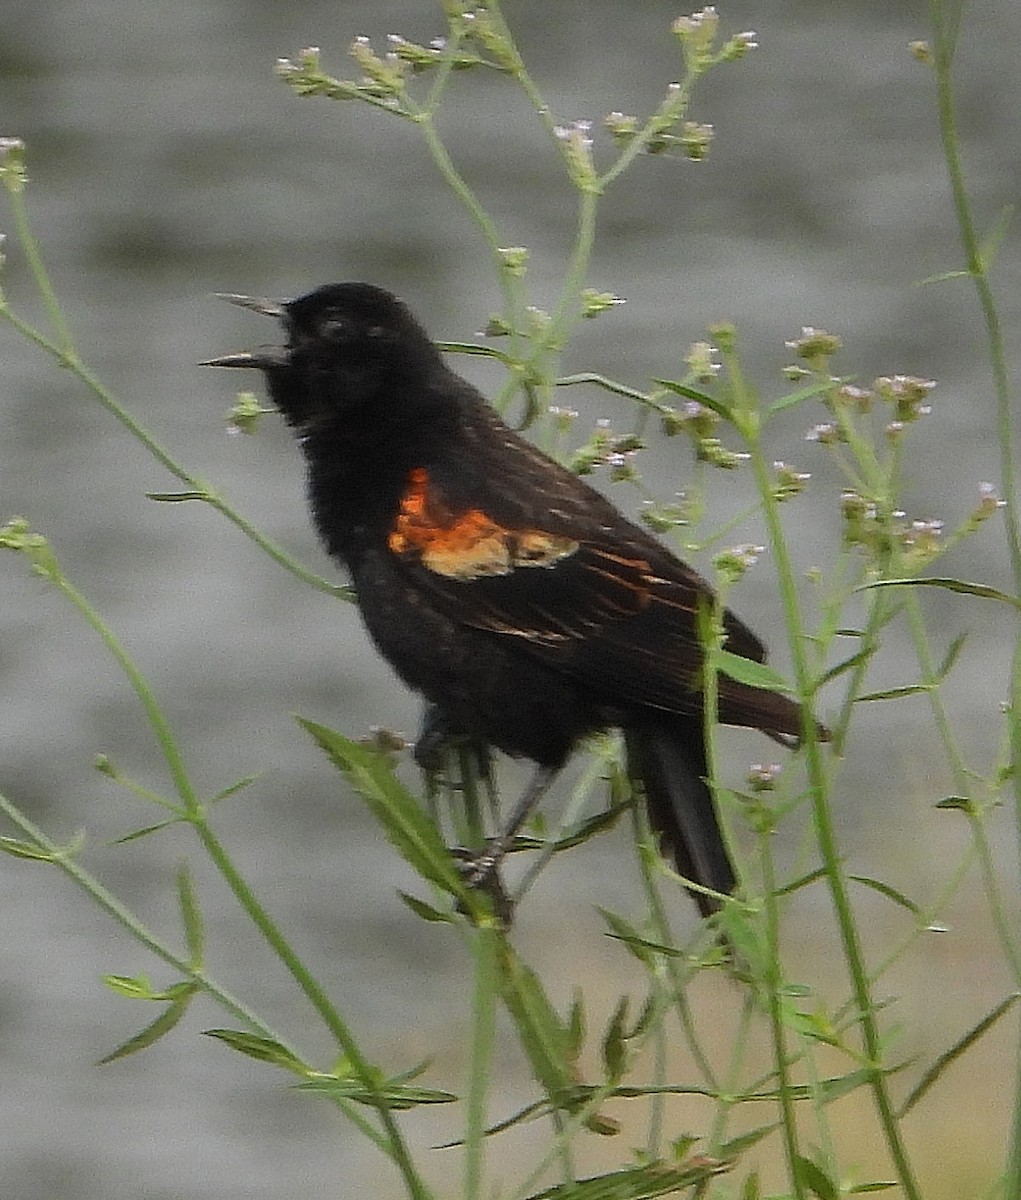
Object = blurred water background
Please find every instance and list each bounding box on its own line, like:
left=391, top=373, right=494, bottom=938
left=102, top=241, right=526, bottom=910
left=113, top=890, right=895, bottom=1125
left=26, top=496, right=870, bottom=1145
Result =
left=2, top=2, right=1020, bottom=1197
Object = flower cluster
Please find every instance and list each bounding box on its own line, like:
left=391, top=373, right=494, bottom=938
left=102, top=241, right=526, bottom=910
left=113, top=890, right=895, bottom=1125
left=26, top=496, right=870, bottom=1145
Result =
left=773, top=461, right=812, bottom=502
left=672, top=8, right=758, bottom=70
left=568, top=419, right=644, bottom=481
left=714, top=543, right=765, bottom=584
left=640, top=495, right=693, bottom=534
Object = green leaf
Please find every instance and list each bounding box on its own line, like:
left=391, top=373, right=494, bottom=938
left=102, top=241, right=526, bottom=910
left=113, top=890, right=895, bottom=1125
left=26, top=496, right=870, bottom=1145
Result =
left=397, top=891, right=454, bottom=923
left=715, top=649, right=793, bottom=694
left=601, top=997, right=629, bottom=1082
left=203, top=1029, right=310, bottom=1076
left=566, top=991, right=586, bottom=1060
left=856, top=684, right=931, bottom=702
left=598, top=908, right=681, bottom=964
left=716, top=1123, right=780, bottom=1156
left=849, top=1184, right=897, bottom=1194
left=549, top=800, right=633, bottom=852
left=0, top=835, right=61, bottom=861
left=934, top=795, right=973, bottom=812
left=767, top=376, right=838, bottom=413
left=296, top=1077, right=457, bottom=1108
left=653, top=377, right=734, bottom=421
left=146, top=491, right=209, bottom=502
left=811, top=648, right=873, bottom=691
left=936, top=632, right=968, bottom=681
left=916, top=268, right=970, bottom=286
left=499, top=945, right=575, bottom=1094
left=103, top=973, right=158, bottom=1000
left=849, top=874, right=921, bottom=915
left=740, top=1171, right=761, bottom=1200
left=435, top=340, right=516, bottom=366
left=775, top=868, right=828, bottom=896
left=795, top=1154, right=839, bottom=1200
left=978, top=203, right=1014, bottom=270
left=898, top=993, right=1021, bottom=1117
left=98, top=996, right=192, bottom=1064
left=211, top=773, right=263, bottom=803
left=857, top=577, right=1021, bottom=611
left=177, top=863, right=204, bottom=963
left=526, top=1158, right=729, bottom=1200
left=110, top=818, right=183, bottom=845
left=297, top=718, right=473, bottom=906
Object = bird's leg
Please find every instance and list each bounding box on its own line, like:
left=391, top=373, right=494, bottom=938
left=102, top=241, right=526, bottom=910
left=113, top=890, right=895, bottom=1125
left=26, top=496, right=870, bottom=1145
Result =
left=414, top=705, right=492, bottom=784
left=463, top=763, right=558, bottom=887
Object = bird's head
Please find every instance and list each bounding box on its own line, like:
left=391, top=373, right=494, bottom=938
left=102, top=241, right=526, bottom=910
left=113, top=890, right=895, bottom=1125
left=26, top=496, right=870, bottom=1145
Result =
left=203, top=282, right=443, bottom=431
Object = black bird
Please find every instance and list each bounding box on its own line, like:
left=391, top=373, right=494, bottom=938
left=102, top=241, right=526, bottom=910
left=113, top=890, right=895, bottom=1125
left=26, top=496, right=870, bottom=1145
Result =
left=205, top=282, right=817, bottom=916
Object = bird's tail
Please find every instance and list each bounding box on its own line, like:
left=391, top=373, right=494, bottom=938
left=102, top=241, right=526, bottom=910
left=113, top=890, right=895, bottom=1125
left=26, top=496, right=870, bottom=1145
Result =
left=624, top=718, right=735, bottom=917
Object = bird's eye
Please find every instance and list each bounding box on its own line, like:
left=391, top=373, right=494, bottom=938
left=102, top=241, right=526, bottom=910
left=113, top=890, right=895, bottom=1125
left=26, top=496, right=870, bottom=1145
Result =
left=365, top=325, right=385, bottom=339
left=319, top=307, right=349, bottom=339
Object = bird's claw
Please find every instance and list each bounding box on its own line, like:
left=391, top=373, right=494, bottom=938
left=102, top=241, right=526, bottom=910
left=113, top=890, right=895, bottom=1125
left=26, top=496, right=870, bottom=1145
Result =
left=452, top=842, right=514, bottom=926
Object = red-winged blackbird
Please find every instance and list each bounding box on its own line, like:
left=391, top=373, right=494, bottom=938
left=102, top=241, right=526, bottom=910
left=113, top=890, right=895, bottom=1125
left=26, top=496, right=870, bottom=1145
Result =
left=205, top=282, right=818, bottom=917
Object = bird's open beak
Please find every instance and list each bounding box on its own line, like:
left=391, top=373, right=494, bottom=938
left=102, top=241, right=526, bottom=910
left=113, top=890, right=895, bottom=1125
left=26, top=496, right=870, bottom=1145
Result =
left=214, top=292, right=287, bottom=318
left=199, top=348, right=289, bottom=369
left=200, top=292, right=290, bottom=369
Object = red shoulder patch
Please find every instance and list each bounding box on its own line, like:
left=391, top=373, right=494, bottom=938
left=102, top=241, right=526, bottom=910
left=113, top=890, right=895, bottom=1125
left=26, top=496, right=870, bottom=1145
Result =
left=388, top=468, right=578, bottom=581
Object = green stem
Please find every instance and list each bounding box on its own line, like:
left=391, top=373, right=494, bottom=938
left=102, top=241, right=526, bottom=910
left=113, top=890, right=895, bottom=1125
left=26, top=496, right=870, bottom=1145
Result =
left=0, top=306, right=345, bottom=599
left=0, top=791, right=269, bottom=1035
left=485, top=2, right=561, bottom=143
left=20, top=547, right=429, bottom=1199
left=903, top=596, right=1021, bottom=982
left=48, top=572, right=197, bottom=808
left=748, top=435, right=922, bottom=1199
left=758, top=822, right=806, bottom=1198
left=410, top=105, right=527, bottom=345
left=463, top=928, right=499, bottom=1200
left=5, top=180, right=73, bottom=351
left=929, top=4, right=1021, bottom=1189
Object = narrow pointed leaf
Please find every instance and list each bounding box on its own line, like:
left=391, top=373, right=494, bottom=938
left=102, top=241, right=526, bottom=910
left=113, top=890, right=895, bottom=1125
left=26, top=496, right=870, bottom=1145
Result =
left=936, top=632, right=968, bottom=681
left=499, top=945, right=575, bottom=1098
left=715, top=650, right=793, bottom=694
left=934, top=795, right=973, bottom=812
left=527, top=1158, right=730, bottom=1200
left=795, top=1154, right=839, bottom=1200
left=177, top=863, right=204, bottom=963
left=858, top=577, right=1021, bottom=610
left=146, top=491, right=209, bottom=502
left=104, top=973, right=158, bottom=1000
left=211, top=773, right=263, bottom=803
left=898, top=993, right=1020, bottom=1116
left=654, top=378, right=733, bottom=421
left=601, top=997, right=629, bottom=1082
left=599, top=907, right=686, bottom=964
left=110, top=818, right=182, bottom=845
left=767, top=376, right=839, bottom=413
left=856, top=684, right=931, bottom=702
left=978, top=203, right=1014, bottom=269
left=398, top=891, right=454, bottom=923
left=776, top=867, right=828, bottom=896
left=849, top=874, right=921, bottom=915
left=0, top=835, right=59, bottom=861
left=717, top=1123, right=780, bottom=1155
left=296, top=1077, right=457, bottom=1108
left=203, top=1029, right=310, bottom=1075
left=99, top=997, right=191, bottom=1064
left=550, top=800, right=632, bottom=851
left=297, top=718, right=471, bottom=903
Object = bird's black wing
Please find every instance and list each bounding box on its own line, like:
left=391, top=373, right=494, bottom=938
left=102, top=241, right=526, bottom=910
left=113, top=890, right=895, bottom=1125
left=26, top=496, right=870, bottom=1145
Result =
left=384, top=436, right=801, bottom=737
